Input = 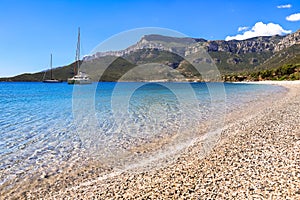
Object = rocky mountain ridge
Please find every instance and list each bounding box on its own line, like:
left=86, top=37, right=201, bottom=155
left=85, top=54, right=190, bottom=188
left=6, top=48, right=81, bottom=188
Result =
left=84, top=30, right=300, bottom=60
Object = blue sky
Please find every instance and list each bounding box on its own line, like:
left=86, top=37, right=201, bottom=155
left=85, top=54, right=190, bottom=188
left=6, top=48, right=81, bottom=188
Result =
left=0, top=0, right=299, bottom=77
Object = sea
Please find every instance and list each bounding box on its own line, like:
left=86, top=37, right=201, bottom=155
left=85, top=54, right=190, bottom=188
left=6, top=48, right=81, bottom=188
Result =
left=0, top=82, right=286, bottom=185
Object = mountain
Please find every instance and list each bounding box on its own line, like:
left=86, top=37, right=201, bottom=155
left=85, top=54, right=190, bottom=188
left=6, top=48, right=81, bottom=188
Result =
left=84, top=31, right=300, bottom=74
left=1, top=30, right=299, bottom=82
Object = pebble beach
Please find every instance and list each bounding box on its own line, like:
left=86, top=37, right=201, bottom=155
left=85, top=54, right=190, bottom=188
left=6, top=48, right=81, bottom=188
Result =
left=1, top=81, right=299, bottom=199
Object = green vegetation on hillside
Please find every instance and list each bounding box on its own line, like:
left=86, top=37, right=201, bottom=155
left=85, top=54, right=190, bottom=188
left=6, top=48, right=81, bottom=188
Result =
left=97, top=57, right=137, bottom=81
left=209, top=51, right=273, bottom=73
left=223, top=63, right=300, bottom=81
left=222, top=44, right=300, bottom=81
left=255, top=44, right=300, bottom=71
left=123, top=49, right=201, bottom=79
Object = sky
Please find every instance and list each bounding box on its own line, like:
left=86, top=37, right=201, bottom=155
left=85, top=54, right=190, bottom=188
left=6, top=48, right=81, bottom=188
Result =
left=0, top=0, right=300, bottom=77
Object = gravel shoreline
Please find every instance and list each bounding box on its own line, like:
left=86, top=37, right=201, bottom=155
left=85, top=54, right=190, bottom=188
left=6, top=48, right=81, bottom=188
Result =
left=1, top=82, right=299, bottom=199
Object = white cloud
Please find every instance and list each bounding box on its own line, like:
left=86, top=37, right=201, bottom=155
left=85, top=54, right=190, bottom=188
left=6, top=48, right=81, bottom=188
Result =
left=225, top=22, right=291, bottom=41
left=277, top=4, right=292, bottom=9
left=238, top=26, right=249, bottom=32
left=286, top=13, right=300, bottom=21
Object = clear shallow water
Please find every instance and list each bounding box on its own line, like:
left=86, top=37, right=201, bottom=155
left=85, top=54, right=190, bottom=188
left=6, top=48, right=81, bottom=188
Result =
left=0, top=82, right=285, bottom=183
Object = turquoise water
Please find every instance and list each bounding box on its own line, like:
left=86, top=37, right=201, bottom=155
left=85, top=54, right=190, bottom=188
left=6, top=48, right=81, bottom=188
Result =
left=0, top=82, right=285, bottom=183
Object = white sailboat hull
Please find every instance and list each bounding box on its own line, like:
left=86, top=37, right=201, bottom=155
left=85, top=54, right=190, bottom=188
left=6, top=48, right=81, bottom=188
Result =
left=43, top=79, right=63, bottom=83
left=67, top=72, right=92, bottom=84
left=67, top=78, right=92, bottom=84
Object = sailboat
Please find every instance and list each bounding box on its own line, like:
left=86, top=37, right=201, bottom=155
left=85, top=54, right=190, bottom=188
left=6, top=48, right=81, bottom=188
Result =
left=67, top=28, right=92, bottom=84
left=43, top=54, right=63, bottom=83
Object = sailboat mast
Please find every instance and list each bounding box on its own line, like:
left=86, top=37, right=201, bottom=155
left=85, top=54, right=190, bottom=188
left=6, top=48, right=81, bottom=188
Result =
left=75, top=27, right=80, bottom=75
left=50, top=53, right=53, bottom=80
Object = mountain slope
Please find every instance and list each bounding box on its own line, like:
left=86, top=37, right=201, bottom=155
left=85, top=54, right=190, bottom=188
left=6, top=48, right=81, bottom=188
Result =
left=0, top=62, right=77, bottom=82
left=256, top=44, right=300, bottom=70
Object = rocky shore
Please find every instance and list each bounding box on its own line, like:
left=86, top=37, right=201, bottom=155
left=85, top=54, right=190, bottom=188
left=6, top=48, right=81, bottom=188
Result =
left=1, top=81, right=299, bottom=199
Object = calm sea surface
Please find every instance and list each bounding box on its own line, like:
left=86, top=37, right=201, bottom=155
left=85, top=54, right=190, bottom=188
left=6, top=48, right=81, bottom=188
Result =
left=0, top=82, right=285, bottom=184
